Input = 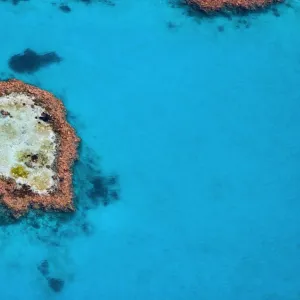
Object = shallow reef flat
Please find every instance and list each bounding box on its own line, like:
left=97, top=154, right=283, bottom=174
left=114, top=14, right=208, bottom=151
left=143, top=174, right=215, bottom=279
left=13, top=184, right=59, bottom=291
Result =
left=0, top=80, right=79, bottom=218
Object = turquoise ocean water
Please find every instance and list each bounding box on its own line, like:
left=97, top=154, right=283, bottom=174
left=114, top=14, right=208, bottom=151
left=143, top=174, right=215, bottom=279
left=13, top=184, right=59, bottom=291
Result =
left=0, top=0, right=300, bottom=299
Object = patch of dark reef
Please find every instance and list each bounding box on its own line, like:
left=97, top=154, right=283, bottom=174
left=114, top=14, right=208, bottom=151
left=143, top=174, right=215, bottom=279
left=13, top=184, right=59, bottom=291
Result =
left=166, top=21, right=180, bottom=30
left=217, top=25, right=225, bottom=32
left=8, top=49, right=62, bottom=74
left=48, top=278, right=65, bottom=293
left=59, top=4, right=71, bottom=12
left=37, top=260, right=50, bottom=277
left=80, top=0, right=115, bottom=6
left=73, top=143, right=120, bottom=210
left=234, top=18, right=251, bottom=29
left=271, top=6, right=280, bottom=16
left=87, top=174, right=119, bottom=206
left=0, top=0, right=28, bottom=5
left=37, top=260, right=65, bottom=293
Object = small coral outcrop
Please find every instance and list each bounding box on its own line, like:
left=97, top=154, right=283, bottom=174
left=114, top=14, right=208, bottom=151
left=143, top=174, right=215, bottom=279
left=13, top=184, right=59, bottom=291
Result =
left=0, top=80, right=80, bottom=218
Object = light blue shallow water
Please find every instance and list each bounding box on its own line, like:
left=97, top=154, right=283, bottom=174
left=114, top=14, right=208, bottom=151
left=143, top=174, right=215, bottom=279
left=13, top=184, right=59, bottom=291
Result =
left=0, top=1, right=300, bottom=299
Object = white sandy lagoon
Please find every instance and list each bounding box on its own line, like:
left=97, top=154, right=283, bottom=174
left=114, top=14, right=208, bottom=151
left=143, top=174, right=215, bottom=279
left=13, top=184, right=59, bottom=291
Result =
left=0, top=93, right=57, bottom=194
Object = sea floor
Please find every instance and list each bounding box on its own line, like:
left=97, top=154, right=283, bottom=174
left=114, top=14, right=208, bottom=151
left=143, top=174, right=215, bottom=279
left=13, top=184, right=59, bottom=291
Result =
left=1, top=0, right=300, bottom=299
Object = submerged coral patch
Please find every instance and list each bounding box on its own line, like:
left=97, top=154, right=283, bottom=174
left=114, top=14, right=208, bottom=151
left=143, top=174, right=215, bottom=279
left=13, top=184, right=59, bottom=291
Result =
left=37, top=260, right=50, bottom=277
left=8, top=49, right=62, bottom=74
left=0, top=0, right=28, bottom=5
left=59, top=4, right=71, bottom=12
left=48, top=278, right=65, bottom=293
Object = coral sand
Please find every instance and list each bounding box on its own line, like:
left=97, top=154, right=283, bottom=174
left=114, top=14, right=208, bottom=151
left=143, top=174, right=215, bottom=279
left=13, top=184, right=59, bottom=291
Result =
left=0, top=80, right=79, bottom=218
left=186, top=0, right=281, bottom=12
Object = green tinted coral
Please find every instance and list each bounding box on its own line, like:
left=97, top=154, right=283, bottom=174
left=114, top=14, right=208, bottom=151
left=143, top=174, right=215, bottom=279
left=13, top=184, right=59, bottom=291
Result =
left=10, top=165, right=29, bottom=179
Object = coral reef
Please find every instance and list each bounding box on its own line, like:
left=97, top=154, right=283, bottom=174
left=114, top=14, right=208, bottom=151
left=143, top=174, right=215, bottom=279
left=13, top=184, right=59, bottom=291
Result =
left=0, top=80, right=79, bottom=218
left=186, top=0, right=282, bottom=12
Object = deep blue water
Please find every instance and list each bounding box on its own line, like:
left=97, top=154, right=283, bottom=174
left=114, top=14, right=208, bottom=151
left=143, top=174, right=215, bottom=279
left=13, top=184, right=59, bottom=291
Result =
left=1, top=0, right=300, bottom=299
